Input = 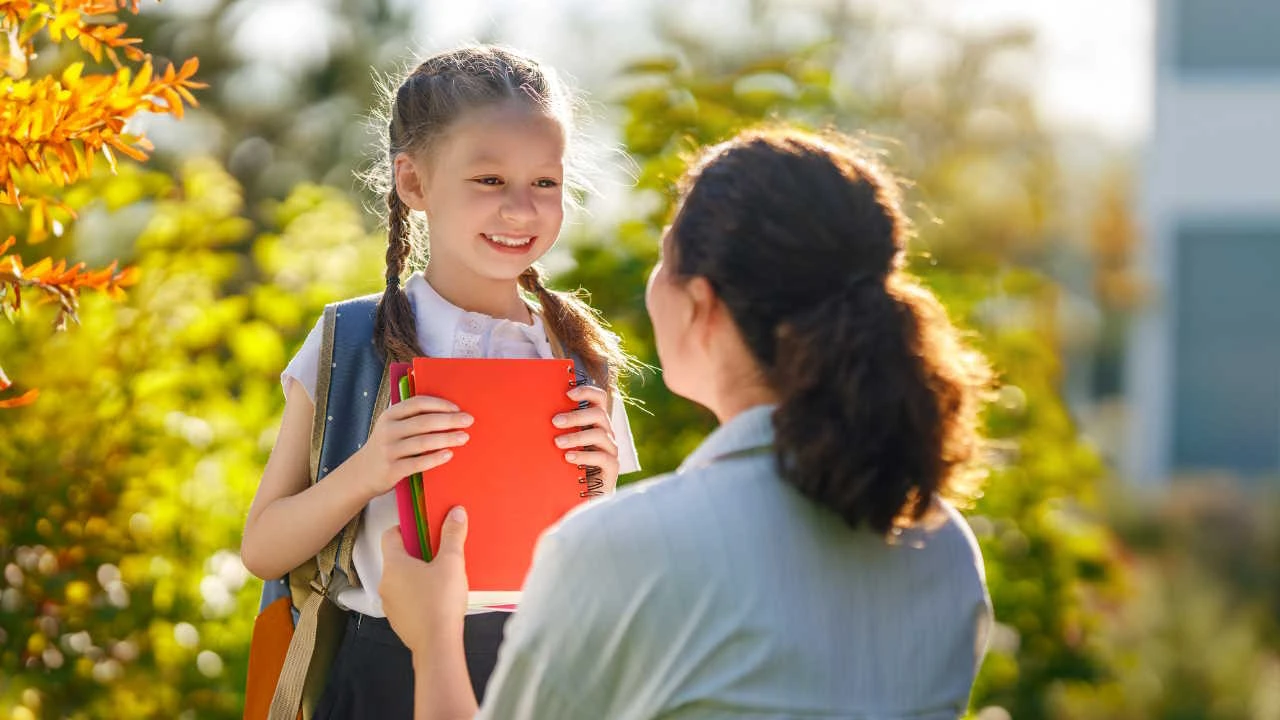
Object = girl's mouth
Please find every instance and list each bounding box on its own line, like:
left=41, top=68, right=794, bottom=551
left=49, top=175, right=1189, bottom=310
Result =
left=483, top=234, right=536, bottom=253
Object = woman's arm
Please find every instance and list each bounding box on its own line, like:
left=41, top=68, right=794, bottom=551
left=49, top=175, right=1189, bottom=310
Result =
left=382, top=507, right=639, bottom=720
left=380, top=513, right=478, bottom=720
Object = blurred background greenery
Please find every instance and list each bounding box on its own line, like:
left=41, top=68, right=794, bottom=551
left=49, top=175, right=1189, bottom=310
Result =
left=3, top=1, right=1279, bottom=718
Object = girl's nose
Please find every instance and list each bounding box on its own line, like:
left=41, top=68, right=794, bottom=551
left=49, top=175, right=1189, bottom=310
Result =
left=500, top=187, right=536, bottom=223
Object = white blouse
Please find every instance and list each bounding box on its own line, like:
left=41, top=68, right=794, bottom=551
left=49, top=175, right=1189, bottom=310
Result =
left=281, top=272, right=641, bottom=616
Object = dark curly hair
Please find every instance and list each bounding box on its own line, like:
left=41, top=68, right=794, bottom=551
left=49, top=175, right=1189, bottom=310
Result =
left=669, top=128, right=992, bottom=535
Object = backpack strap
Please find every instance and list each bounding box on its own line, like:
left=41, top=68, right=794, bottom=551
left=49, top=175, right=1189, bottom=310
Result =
left=312, top=295, right=390, bottom=586
left=270, top=294, right=389, bottom=720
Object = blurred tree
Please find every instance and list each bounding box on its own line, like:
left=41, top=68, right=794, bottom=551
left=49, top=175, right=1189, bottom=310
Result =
left=0, top=0, right=202, bottom=407
left=130, top=0, right=414, bottom=205
left=1085, top=168, right=1143, bottom=401
left=0, top=158, right=384, bottom=718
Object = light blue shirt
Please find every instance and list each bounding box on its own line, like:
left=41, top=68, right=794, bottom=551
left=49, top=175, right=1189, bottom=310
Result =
left=479, top=404, right=992, bottom=719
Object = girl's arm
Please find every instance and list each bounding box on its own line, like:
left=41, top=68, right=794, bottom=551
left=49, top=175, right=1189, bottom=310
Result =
left=241, top=380, right=373, bottom=580
left=241, top=379, right=474, bottom=580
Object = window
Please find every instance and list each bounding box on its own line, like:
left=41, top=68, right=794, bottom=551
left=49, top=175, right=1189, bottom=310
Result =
left=1172, top=223, right=1280, bottom=475
left=1176, top=0, right=1280, bottom=73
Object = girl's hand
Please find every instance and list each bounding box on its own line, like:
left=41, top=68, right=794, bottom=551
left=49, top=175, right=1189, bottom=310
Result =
left=379, top=510, right=469, bottom=655
left=356, top=395, right=473, bottom=499
left=552, top=385, right=619, bottom=494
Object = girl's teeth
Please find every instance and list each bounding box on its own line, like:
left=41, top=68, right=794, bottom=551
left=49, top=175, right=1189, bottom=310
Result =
left=489, top=235, right=531, bottom=247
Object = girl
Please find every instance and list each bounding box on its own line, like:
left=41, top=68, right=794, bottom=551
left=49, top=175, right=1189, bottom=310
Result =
left=241, top=45, right=640, bottom=718
left=381, top=127, right=994, bottom=719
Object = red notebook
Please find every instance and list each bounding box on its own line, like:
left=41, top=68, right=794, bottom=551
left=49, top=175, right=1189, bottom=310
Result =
left=391, top=357, right=589, bottom=604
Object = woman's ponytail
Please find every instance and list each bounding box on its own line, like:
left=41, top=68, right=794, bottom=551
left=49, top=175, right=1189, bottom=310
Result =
left=771, top=274, right=988, bottom=534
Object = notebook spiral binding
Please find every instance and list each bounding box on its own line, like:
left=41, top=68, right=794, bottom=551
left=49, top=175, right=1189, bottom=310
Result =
left=568, top=372, right=605, bottom=499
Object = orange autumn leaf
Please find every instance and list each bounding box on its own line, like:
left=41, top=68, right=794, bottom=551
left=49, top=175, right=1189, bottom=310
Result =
left=0, top=389, right=40, bottom=408
left=2, top=0, right=192, bottom=407
left=1, top=250, right=141, bottom=329
left=0, top=360, right=39, bottom=406
left=1, top=2, right=206, bottom=210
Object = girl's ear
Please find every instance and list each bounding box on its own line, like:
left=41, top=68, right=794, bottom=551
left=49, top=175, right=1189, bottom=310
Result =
left=393, top=154, right=430, bottom=212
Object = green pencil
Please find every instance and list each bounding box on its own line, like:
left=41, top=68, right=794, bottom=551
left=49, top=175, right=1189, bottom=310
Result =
left=399, top=375, right=432, bottom=561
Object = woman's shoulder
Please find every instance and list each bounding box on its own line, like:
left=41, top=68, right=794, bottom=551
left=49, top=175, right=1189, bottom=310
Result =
left=545, top=458, right=776, bottom=561
left=544, top=469, right=729, bottom=565
left=901, top=499, right=988, bottom=582
left=929, top=500, right=985, bottom=553
left=554, top=471, right=687, bottom=534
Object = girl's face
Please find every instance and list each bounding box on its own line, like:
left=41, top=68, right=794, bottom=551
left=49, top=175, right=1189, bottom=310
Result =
left=406, top=102, right=566, bottom=285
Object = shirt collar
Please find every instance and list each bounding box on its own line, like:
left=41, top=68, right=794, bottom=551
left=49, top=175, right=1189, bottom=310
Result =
left=678, top=404, right=777, bottom=472
left=405, top=272, right=464, bottom=357
left=406, top=272, right=551, bottom=358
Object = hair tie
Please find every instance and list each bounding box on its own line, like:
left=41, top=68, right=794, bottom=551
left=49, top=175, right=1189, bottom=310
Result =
left=386, top=275, right=401, bottom=289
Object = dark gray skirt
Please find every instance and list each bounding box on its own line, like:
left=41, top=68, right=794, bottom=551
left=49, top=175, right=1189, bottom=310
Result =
left=313, top=610, right=511, bottom=719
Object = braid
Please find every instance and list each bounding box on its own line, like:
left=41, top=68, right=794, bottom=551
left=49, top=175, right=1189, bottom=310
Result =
left=374, top=188, right=423, bottom=363
left=519, top=265, right=625, bottom=395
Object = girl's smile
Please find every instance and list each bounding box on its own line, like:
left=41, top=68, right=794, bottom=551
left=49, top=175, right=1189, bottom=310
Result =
left=483, top=233, right=537, bottom=254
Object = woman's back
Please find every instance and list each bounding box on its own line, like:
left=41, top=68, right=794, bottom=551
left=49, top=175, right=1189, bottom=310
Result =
left=481, top=405, right=992, bottom=720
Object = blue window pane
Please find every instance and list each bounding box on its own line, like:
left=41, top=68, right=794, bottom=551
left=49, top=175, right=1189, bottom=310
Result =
left=1173, top=224, right=1280, bottom=475
left=1176, top=0, right=1280, bottom=72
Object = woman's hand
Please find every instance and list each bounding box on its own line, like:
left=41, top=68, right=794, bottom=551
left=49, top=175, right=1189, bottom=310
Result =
left=379, top=509, right=470, bottom=654
left=552, top=385, right=620, bottom=494
left=356, top=396, right=473, bottom=499
left=381, top=511, right=479, bottom=718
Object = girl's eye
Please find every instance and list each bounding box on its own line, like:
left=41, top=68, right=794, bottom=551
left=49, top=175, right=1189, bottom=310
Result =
left=535, top=178, right=560, bottom=189
left=473, top=177, right=502, bottom=186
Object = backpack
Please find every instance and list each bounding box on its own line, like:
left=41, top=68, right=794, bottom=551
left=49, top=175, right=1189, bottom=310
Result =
left=242, top=294, right=593, bottom=720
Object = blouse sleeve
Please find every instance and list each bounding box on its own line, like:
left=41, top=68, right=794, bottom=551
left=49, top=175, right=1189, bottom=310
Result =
left=281, top=315, right=324, bottom=403
left=611, top=394, right=641, bottom=476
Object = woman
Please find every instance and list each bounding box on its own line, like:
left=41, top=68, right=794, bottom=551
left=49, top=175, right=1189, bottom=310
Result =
left=380, top=127, right=994, bottom=719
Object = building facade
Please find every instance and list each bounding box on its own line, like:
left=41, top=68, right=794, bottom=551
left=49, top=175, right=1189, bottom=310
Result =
left=1128, top=0, right=1280, bottom=483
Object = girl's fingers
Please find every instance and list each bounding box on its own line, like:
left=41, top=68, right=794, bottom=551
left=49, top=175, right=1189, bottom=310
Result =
left=551, top=406, right=609, bottom=431
left=554, top=428, right=617, bottom=455
left=392, top=431, right=470, bottom=459
left=389, top=411, right=474, bottom=440
left=394, top=449, right=455, bottom=478
left=565, top=384, right=608, bottom=410
left=562, top=450, right=618, bottom=474
left=385, top=395, right=460, bottom=419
